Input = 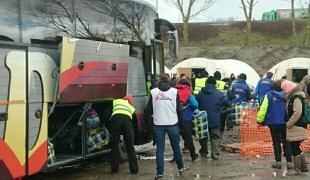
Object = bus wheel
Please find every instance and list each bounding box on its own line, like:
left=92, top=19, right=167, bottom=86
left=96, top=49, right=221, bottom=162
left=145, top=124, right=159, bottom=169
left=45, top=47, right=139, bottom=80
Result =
left=119, top=135, right=128, bottom=162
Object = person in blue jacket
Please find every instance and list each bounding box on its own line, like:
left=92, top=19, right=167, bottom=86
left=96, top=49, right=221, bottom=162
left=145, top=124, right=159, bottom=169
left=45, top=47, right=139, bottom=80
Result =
left=196, top=76, right=231, bottom=160
left=230, top=73, right=251, bottom=104
left=254, top=72, right=273, bottom=104
left=257, top=80, right=293, bottom=171
left=175, top=78, right=199, bottom=161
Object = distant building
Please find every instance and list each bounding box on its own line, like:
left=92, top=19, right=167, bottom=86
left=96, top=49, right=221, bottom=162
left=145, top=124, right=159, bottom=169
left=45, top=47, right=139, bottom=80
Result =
left=262, top=9, right=308, bottom=21
left=262, top=10, right=277, bottom=21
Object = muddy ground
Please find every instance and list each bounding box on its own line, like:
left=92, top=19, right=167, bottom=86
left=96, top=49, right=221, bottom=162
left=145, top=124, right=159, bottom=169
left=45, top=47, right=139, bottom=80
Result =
left=27, top=139, right=310, bottom=180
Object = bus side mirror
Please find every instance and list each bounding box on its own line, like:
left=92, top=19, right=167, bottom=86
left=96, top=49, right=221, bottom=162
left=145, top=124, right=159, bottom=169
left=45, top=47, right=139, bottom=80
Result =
left=168, top=30, right=179, bottom=59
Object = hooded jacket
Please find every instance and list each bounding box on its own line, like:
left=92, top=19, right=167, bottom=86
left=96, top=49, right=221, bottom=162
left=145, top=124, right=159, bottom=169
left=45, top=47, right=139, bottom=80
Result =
left=231, top=79, right=251, bottom=104
left=175, top=84, right=198, bottom=124
left=254, top=77, right=273, bottom=102
left=257, top=90, right=286, bottom=126
left=175, top=84, right=191, bottom=104
left=196, top=85, right=231, bottom=128
left=145, top=81, right=182, bottom=126
left=281, top=80, right=297, bottom=94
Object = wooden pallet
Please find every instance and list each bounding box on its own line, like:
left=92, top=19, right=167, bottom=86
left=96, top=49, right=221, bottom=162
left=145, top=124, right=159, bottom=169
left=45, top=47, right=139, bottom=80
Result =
left=220, top=143, right=241, bottom=153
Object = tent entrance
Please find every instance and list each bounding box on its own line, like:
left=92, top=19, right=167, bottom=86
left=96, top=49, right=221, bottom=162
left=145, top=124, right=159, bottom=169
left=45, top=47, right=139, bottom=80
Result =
left=192, top=68, right=206, bottom=77
left=286, top=68, right=308, bottom=82
left=176, top=67, right=206, bottom=79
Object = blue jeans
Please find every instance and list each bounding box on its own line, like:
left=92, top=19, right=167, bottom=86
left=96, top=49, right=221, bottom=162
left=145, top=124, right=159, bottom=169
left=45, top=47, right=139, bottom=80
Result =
left=153, top=125, right=184, bottom=175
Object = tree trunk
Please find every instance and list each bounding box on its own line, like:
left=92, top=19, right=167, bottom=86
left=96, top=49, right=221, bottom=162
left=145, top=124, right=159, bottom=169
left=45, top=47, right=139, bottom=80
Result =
left=304, top=3, right=310, bottom=46
left=291, top=0, right=296, bottom=37
left=245, top=17, right=252, bottom=45
left=183, top=19, right=189, bottom=46
left=241, top=0, right=254, bottom=46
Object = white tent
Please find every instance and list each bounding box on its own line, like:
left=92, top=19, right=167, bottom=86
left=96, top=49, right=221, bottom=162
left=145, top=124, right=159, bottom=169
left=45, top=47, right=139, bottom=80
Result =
left=164, top=66, right=171, bottom=74
left=268, top=58, right=310, bottom=80
left=170, top=58, right=260, bottom=87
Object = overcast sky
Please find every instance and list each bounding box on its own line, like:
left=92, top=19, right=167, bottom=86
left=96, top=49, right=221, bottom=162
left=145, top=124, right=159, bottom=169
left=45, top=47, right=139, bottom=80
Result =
left=143, top=0, right=306, bottom=22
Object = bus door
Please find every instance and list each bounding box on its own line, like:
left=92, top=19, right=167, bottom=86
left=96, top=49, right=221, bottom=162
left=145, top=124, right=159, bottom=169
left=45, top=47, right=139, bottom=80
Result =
left=151, top=39, right=165, bottom=76
left=0, top=43, right=28, bottom=179
left=0, top=42, right=57, bottom=178
left=128, top=42, right=152, bottom=145
left=26, top=48, right=57, bottom=176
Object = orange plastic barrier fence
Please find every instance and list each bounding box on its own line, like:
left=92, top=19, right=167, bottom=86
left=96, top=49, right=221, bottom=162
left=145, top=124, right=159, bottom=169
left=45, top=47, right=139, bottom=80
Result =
left=239, top=108, right=310, bottom=156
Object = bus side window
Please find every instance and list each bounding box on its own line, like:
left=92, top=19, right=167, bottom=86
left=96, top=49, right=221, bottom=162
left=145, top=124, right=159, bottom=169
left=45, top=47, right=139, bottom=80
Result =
left=0, top=35, right=14, bottom=41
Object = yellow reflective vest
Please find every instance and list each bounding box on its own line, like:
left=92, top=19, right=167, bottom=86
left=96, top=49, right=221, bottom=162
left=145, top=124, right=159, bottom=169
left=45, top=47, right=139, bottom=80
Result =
left=216, top=80, right=226, bottom=92
left=146, top=81, right=152, bottom=95
left=111, top=99, right=135, bottom=119
left=194, top=77, right=207, bottom=95
left=257, top=95, right=268, bottom=124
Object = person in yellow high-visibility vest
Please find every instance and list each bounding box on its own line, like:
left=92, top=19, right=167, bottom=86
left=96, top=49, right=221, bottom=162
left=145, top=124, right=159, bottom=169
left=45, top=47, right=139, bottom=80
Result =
left=214, top=71, right=228, bottom=92
left=193, top=71, right=208, bottom=95
left=110, top=95, right=138, bottom=174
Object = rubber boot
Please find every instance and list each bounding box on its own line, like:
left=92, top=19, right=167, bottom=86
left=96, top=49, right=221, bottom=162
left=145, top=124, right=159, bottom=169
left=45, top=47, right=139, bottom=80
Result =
left=300, top=153, right=309, bottom=172
left=287, top=155, right=302, bottom=176
left=286, top=162, right=294, bottom=169
left=271, top=161, right=282, bottom=169
left=286, top=162, right=295, bottom=175
left=288, top=155, right=302, bottom=175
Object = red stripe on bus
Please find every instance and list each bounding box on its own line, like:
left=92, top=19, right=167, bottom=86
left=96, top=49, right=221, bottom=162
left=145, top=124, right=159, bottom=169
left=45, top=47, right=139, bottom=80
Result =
left=0, top=100, right=25, bottom=105
left=60, top=61, right=128, bottom=92
left=0, top=138, right=25, bottom=178
left=28, top=141, right=47, bottom=176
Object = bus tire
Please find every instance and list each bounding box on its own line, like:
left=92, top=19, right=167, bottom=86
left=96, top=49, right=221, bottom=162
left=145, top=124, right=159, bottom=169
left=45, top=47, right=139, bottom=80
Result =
left=118, top=135, right=128, bottom=162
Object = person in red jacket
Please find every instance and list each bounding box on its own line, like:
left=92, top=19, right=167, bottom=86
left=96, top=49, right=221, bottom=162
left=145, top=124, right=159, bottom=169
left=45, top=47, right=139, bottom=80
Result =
left=175, top=78, right=199, bottom=161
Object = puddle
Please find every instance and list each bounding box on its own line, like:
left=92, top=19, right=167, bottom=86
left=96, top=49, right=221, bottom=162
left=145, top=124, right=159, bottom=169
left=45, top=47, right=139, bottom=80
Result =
left=192, top=174, right=212, bottom=179
left=137, top=155, right=173, bottom=161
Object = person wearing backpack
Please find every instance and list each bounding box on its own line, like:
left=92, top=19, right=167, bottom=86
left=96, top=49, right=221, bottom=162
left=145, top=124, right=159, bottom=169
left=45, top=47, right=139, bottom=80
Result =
left=175, top=78, right=199, bottom=161
left=285, top=82, right=309, bottom=175
left=257, top=80, right=293, bottom=171
left=299, top=75, right=310, bottom=125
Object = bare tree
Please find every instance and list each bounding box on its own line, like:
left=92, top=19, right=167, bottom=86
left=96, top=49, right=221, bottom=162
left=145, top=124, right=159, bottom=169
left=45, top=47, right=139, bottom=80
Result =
left=167, top=0, right=215, bottom=46
left=28, top=0, right=149, bottom=43
left=1, top=0, right=23, bottom=41
left=305, top=2, right=310, bottom=46
left=291, top=0, right=297, bottom=37
left=32, top=0, right=107, bottom=41
left=299, top=0, right=310, bottom=46
left=240, top=0, right=257, bottom=45
left=85, top=0, right=146, bottom=42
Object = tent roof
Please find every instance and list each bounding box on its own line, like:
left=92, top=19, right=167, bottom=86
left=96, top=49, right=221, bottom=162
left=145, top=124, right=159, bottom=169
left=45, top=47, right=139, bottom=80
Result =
left=164, top=66, right=170, bottom=74
left=170, top=58, right=260, bottom=87
left=268, top=58, right=310, bottom=80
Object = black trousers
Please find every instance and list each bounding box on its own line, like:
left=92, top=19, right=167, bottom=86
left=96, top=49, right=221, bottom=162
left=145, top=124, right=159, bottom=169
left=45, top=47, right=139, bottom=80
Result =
left=199, top=137, right=208, bottom=155
left=110, top=114, right=138, bottom=172
left=269, top=125, right=292, bottom=162
left=291, top=141, right=302, bottom=156
left=181, top=123, right=196, bottom=159
left=180, top=126, right=187, bottom=149
left=219, top=111, right=229, bottom=134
